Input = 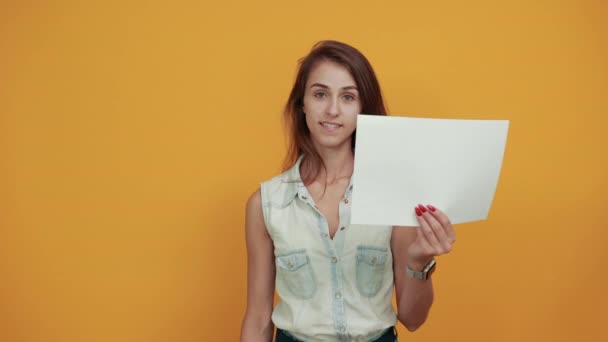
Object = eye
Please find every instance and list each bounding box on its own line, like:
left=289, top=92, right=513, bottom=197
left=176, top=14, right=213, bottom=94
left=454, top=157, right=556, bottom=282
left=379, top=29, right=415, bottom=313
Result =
left=343, top=94, right=355, bottom=101
left=314, top=92, right=326, bottom=98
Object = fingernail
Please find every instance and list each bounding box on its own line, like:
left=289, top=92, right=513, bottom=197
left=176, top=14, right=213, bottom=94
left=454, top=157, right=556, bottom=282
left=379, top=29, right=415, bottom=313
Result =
left=427, top=205, right=436, bottom=212
left=418, top=204, right=427, bottom=213
left=415, top=207, right=422, bottom=216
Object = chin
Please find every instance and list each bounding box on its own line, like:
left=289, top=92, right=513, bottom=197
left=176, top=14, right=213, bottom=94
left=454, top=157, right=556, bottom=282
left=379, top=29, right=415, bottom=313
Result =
left=313, top=137, right=352, bottom=149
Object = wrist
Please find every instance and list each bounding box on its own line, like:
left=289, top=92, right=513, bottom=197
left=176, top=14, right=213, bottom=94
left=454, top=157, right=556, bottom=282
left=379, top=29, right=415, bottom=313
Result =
left=407, top=256, right=434, bottom=272
left=406, top=258, right=437, bottom=280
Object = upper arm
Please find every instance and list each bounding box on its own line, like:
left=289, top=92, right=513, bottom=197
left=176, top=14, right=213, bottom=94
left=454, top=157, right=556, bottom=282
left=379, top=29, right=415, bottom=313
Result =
left=391, top=226, right=418, bottom=304
left=244, top=188, right=276, bottom=321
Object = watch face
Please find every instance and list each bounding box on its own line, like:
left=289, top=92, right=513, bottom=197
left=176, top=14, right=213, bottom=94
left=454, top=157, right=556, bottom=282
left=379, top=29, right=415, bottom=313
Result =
left=424, top=259, right=436, bottom=278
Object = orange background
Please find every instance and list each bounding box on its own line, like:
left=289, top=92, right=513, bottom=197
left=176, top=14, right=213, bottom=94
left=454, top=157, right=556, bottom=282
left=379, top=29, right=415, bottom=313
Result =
left=1, top=0, right=607, bottom=341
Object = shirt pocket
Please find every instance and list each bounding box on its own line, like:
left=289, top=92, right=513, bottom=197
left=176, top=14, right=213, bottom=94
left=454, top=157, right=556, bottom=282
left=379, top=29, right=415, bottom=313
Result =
left=355, top=245, right=389, bottom=297
left=275, top=249, right=317, bottom=299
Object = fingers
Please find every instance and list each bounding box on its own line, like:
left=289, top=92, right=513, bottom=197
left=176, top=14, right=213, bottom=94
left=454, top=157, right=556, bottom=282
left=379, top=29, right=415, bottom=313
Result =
left=425, top=204, right=456, bottom=244
left=415, top=204, right=454, bottom=255
left=413, top=222, right=435, bottom=254
left=415, top=205, right=443, bottom=254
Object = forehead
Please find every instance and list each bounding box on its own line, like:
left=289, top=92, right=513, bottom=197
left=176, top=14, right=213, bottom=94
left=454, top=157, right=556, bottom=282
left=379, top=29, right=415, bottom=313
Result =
left=306, top=60, right=357, bottom=89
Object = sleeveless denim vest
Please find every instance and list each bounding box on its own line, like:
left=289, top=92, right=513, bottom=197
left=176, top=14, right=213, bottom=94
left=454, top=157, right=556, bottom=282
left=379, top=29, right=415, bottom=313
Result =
left=260, top=155, right=397, bottom=342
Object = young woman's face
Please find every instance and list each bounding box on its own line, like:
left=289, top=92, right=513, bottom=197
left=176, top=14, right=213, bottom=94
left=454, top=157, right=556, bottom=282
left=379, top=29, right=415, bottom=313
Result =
left=302, top=60, right=362, bottom=150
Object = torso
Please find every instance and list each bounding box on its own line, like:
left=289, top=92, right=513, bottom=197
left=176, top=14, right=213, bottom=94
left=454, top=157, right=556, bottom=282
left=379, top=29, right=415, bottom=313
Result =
left=260, top=155, right=398, bottom=340
left=305, top=178, right=350, bottom=239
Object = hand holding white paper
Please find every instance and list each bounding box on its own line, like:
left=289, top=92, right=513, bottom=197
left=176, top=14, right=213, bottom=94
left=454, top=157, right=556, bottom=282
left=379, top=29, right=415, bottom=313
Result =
left=350, top=115, right=509, bottom=227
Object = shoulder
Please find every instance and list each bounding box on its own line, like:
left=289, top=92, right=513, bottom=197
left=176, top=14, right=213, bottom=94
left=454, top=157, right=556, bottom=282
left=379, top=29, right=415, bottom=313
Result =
left=260, top=172, right=287, bottom=191
left=246, top=188, right=262, bottom=213
left=260, top=170, right=298, bottom=207
left=245, top=188, right=269, bottom=239
left=245, top=169, right=295, bottom=223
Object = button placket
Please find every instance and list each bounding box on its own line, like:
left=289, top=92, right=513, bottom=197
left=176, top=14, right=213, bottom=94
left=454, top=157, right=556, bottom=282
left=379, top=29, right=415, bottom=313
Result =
left=333, top=185, right=350, bottom=257
left=301, top=189, right=334, bottom=241
left=344, top=184, right=353, bottom=203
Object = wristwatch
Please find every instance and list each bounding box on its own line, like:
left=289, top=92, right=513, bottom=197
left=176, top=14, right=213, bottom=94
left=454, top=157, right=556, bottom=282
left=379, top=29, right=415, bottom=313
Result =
left=406, top=259, right=436, bottom=280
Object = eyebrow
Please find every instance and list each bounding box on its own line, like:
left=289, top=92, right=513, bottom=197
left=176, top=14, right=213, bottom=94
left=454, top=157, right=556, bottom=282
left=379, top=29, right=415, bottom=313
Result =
left=310, top=83, right=358, bottom=91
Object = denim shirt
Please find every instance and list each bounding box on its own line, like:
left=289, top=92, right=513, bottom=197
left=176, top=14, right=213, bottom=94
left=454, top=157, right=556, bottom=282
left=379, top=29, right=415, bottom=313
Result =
left=260, top=155, right=396, bottom=342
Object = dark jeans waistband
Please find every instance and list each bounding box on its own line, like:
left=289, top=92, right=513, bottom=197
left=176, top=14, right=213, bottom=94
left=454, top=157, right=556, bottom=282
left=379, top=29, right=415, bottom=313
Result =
left=275, top=326, right=397, bottom=342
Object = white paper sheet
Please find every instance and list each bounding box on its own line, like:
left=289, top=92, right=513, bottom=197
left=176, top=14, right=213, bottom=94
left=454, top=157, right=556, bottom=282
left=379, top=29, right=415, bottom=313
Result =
left=351, top=114, right=509, bottom=227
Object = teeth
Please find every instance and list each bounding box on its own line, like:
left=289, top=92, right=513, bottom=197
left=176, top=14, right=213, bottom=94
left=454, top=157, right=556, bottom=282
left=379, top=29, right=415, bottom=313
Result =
left=322, top=122, right=340, bottom=128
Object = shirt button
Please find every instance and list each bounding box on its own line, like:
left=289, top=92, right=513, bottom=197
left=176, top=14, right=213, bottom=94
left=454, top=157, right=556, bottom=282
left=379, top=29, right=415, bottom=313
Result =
left=338, top=326, right=346, bottom=333
left=335, top=292, right=342, bottom=299
left=331, top=256, right=338, bottom=263
left=340, top=226, right=345, bottom=231
left=343, top=198, right=349, bottom=204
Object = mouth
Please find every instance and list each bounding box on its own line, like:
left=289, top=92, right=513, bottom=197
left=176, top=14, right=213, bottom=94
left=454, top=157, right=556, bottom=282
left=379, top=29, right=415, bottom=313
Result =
left=320, top=121, right=342, bottom=132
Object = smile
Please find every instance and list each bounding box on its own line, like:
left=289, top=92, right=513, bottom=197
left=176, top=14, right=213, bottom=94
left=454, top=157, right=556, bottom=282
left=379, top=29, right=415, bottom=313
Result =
left=320, top=122, right=342, bottom=130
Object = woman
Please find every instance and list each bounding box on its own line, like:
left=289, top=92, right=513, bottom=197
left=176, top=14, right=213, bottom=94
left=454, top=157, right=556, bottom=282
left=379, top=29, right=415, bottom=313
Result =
left=240, top=40, right=456, bottom=342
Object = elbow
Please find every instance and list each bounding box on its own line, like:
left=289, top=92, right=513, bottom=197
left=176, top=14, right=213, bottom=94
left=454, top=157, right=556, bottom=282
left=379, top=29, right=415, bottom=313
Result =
left=241, top=312, right=274, bottom=341
left=404, top=321, right=423, bottom=332
left=397, top=294, right=434, bottom=332
left=398, top=312, right=429, bottom=332
left=401, top=317, right=425, bottom=332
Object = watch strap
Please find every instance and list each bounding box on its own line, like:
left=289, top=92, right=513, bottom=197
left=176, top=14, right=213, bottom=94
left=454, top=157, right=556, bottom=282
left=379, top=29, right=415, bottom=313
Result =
left=406, top=258, right=436, bottom=280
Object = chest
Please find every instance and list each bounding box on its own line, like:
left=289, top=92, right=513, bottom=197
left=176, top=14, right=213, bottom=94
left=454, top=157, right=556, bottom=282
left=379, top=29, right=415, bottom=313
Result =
left=307, top=181, right=350, bottom=239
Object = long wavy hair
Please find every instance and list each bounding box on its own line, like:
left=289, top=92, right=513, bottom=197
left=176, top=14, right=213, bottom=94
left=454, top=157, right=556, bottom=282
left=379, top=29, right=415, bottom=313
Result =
left=282, top=40, right=388, bottom=188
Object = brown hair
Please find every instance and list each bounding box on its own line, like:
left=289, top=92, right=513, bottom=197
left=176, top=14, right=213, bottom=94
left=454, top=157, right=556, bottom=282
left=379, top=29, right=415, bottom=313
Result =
left=282, top=40, right=388, bottom=187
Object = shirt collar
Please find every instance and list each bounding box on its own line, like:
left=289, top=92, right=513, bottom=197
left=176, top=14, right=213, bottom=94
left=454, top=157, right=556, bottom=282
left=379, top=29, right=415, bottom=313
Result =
left=279, top=154, right=355, bottom=207
left=278, top=155, right=305, bottom=207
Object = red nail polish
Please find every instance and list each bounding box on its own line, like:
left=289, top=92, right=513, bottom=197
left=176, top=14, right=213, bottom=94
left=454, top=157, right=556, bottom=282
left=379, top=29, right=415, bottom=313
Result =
left=415, top=207, right=422, bottom=216
left=427, top=205, right=436, bottom=212
left=418, top=204, right=427, bottom=213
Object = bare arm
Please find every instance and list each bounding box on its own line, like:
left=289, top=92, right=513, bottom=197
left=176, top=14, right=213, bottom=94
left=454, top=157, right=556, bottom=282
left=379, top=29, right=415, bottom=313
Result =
left=391, top=226, right=434, bottom=332
left=392, top=205, right=456, bottom=332
left=240, top=189, right=276, bottom=342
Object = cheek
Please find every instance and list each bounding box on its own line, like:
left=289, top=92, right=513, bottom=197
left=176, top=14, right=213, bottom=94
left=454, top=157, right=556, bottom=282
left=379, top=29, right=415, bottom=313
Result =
left=303, top=110, right=320, bottom=132
left=351, top=103, right=362, bottom=124
left=345, top=109, right=360, bottom=126
left=304, top=113, right=314, bottom=129
left=303, top=101, right=323, bottom=122
left=344, top=100, right=362, bottom=115
left=303, top=97, right=321, bottom=114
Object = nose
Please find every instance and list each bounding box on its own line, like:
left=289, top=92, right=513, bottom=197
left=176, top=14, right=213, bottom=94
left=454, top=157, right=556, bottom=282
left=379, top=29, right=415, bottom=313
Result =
left=327, top=96, right=340, bottom=117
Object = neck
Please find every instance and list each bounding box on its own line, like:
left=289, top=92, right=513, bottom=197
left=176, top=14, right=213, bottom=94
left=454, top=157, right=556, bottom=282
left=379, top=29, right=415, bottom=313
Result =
left=312, top=143, right=354, bottom=184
